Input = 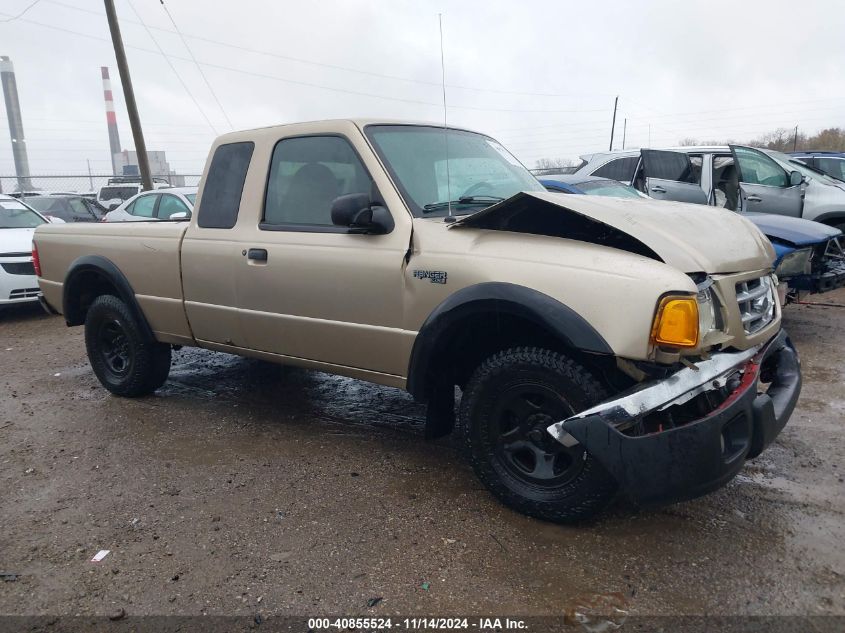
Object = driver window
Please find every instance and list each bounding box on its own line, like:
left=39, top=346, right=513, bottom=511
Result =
left=734, top=147, right=787, bottom=187
left=263, top=135, right=373, bottom=227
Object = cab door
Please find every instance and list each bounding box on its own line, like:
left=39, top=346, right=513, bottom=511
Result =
left=640, top=150, right=709, bottom=204
left=181, top=141, right=255, bottom=347
left=233, top=132, right=412, bottom=377
left=730, top=145, right=804, bottom=217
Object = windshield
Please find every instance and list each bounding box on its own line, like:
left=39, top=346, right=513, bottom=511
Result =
left=186, top=194, right=196, bottom=205
left=0, top=199, right=46, bottom=228
left=100, top=186, right=139, bottom=202
left=764, top=149, right=841, bottom=185
left=25, top=197, right=59, bottom=213
left=577, top=180, right=645, bottom=199
left=365, top=125, right=545, bottom=217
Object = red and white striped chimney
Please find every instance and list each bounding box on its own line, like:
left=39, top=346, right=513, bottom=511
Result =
left=101, top=66, right=122, bottom=176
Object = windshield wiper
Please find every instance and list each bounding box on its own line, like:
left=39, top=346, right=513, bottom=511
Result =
left=422, top=195, right=505, bottom=213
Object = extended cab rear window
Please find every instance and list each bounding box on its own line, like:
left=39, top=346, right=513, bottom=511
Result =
left=197, top=141, right=254, bottom=229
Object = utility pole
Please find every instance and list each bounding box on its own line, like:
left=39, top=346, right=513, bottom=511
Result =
left=622, top=118, right=627, bottom=150
left=87, top=159, right=94, bottom=190
left=608, top=96, right=618, bottom=151
left=1, top=56, right=33, bottom=192
left=793, top=125, right=798, bottom=151
left=103, top=0, right=152, bottom=191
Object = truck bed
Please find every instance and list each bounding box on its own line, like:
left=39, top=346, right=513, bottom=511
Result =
left=35, top=221, right=193, bottom=344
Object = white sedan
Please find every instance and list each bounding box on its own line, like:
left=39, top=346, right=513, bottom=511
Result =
left=0, top=195, right=54, bottom=307
left=103, top=187, right=197, bottom=222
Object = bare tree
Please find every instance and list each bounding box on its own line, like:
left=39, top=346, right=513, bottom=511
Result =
left=677, top=127, right=844, bottom=153
left=533, top=157, right=578, bottom=175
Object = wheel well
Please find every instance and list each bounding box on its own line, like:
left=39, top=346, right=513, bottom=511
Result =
left=419, top=312, right=621, bottom=397
left=65, top=269, right=120, bottom=326
left=813, top=213, right=845, bottom=230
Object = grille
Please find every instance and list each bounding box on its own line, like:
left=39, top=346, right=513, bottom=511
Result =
left=9, top=287, right=40, bottom=300
left=735, top=276, right=775, bottom=335
left=1, top=261, right=35, bottom=275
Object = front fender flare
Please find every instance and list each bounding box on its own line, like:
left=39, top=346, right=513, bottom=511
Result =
left=406, top=282, right=613, bottom=400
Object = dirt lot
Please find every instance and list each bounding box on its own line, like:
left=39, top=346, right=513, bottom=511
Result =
left=1, top=292, right=844, bottom=622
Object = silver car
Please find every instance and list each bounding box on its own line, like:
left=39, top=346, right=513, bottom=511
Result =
left=571, top=146, right=845, bottom=231
left=104, top=187, right=197, bottom=222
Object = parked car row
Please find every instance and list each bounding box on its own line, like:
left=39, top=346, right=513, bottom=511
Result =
left=0, top=186, right=196, bottom=310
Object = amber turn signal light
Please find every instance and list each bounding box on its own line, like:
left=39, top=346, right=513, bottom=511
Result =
left=651, top=295, right=699, bottom=348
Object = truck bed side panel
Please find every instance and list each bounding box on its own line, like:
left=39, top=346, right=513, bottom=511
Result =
left=34, top=222, right=192, bottom=343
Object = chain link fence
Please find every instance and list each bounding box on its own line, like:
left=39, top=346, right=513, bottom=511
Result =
left=0, top=174, right=202, bottom=197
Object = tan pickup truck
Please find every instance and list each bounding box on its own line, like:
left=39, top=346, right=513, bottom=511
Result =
left=33, top=120, right=801, bottom=522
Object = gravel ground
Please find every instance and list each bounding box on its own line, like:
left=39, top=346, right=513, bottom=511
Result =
left=0, top=292, right=844, bottom=622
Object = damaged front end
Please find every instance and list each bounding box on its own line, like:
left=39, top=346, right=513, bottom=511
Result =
left=796, top=235, right=845, bottom=295
left=547, top=330, right=801, bottom=506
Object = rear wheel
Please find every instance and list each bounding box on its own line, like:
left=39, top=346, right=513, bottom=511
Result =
left=84, top=295, right=171, bottom=397
left=460, top=347, right=618, bottom=522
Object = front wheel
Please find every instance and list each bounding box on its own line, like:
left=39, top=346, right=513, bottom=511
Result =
left=84, top=295, right=171, bottom=397
left=460, top=347, right=618, bottom=523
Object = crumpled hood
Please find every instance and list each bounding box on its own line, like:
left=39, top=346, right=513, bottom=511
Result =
left=0, top=227, right=35, bottom=254
left=746, top=212, right=841, bottom=246
left=449, top=191, right=775, bottom=274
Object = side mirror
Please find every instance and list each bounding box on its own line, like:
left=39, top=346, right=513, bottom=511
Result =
left=789, top=170, right=803, bottom=186
left=330, top=193, right=393, bottom=234
left=107, top=202, right=120, bottom=211
left=168, top=211, right=189, bottom=220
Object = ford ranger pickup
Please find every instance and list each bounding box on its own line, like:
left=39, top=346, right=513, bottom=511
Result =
left=33, top=120, right=802, bottom=522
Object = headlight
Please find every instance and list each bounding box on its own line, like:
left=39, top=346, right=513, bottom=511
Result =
left=651, top=295, right=699, bottom=348
left=775, top=248, right=812, bottom=277
left=697, top=285, right=717, bottom=336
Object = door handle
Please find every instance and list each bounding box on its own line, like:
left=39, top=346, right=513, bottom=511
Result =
left=650, top=186, right=667, bottom=194
left=247, top=248, right=268, bottom=262
left=746, top=195, right=763, bottom=202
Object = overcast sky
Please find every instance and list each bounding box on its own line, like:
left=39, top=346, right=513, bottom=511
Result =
left=1, top=0, right=844, bottom=175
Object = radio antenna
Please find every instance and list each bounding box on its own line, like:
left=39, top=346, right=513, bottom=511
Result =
left=438, top=13, right=454, bottom=222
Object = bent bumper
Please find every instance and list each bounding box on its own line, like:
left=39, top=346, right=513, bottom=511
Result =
left=548, top=330, right=801, bottom=506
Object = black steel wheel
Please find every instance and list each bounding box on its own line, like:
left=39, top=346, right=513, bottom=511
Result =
left=96, top=319, right=133, bottom=378
left=492, top=383, right=586, bottom=488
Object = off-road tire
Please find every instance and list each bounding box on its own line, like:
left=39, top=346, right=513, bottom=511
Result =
left=460, top=347, right=618, bottom=523
left=84, top=295, right=171, bottom=397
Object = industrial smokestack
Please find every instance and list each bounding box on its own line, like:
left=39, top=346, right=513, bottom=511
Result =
left=101, top=66, right=122, bottom=176
left=1, top=56, right=33, bottom=192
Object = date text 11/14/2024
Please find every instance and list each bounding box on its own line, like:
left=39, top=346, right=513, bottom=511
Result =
left=307, top=617, right=528, bottom=630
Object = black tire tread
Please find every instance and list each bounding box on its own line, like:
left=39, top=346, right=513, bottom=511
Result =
left=459, top=346, right=618, bottom=523
left=84, top=295, right=171, bottom=397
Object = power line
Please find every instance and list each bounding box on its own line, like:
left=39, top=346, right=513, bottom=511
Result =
left=123, top=0, right=219, bottom=135
left=0, top=11, right=610, bottom=114
left=0, top=0, right=42, bottom=22
left=158, top=0, right=233, bottom=130
left=42, top=0, right=614, bottom=101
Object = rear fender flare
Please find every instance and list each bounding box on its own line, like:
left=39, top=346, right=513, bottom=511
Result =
left=63, top=255, right=154, bottom=340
